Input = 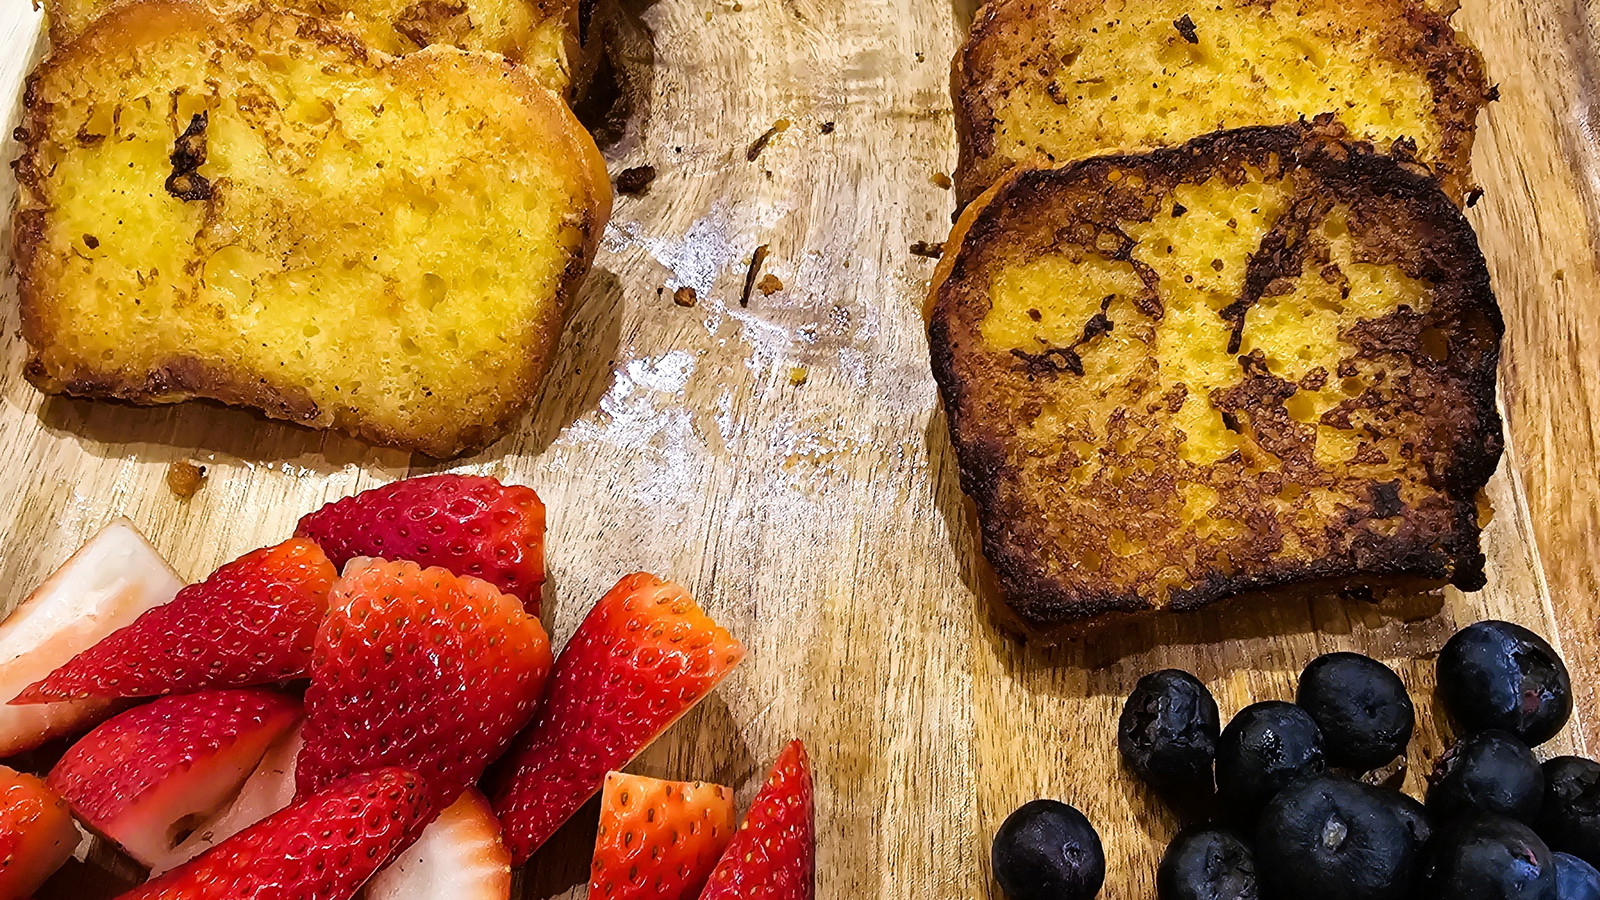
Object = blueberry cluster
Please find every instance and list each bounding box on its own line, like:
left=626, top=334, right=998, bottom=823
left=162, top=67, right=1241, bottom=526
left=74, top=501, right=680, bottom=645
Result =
left=988, top=620, right=1600, bottom=900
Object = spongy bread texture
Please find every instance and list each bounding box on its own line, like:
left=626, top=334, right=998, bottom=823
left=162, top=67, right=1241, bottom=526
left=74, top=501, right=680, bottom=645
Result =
left=46, top=0, right=599, bottom=96
left=927, top=125, right=1503, bottom=636
left=13, top=0, right=612, bottom=458
left=953, top=0, right=1491, bottom=204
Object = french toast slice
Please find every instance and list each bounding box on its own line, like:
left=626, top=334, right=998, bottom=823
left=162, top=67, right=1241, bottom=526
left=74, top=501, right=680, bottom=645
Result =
left=952, top=0, right=1492, bottom=204
left=14, top=0, right=612, bottom=458
left=46, top=0, right=603, bottom=97
left=927, top=125, right=1504, bottom=636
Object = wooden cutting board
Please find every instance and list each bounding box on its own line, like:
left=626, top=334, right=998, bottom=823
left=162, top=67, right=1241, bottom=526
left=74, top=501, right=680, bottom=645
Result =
left=4, top=0, right=1600, bottom=891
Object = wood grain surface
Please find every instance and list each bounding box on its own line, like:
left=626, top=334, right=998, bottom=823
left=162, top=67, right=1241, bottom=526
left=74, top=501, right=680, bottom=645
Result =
left=2, top=0, right=1598, bottom=891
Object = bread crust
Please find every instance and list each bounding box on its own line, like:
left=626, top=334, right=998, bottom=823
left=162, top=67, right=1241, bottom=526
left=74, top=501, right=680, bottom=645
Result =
left=928, top=124, right=1504, bottom=636
left=13, top=0, right=613, bottom=458
left=952, top=0, right=1492, bottom=204
left=44, top=0, right=606, bottom=98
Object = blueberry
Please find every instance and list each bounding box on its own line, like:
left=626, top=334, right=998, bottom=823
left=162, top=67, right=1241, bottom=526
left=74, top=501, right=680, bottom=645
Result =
left=1422, top=815, right=1556, bottom=899
left=1438, top=621, right=1572, bottom=746
left=1157, top=827, right=1259, bottom=900
left=1255, top=775, right=1423, bottom=900
left=1394, top=789, right=1434, bottom=847
left=1555, top=853, right=1600, bottom=900
left=1536, top=757, right=1600, bottom=866
left=1216, top=701, right=1326, bottom=815
left=1296, top=652, right=1415, bottom=770
left=1428, top=730, right=1544, bottom=824
left=992, top=799, right=1105, bottom=900
left=1119, top=670, right=1221, bottom=801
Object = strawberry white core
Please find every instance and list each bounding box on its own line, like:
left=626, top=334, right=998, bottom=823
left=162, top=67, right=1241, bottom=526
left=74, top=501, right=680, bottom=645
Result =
left=0, top=520, right=183, bottom=755
left=363, top=790, right=511, bottom=900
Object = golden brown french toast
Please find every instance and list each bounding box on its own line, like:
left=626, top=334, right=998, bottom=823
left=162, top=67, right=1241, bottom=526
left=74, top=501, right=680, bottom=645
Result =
left=46, top=0, right=602, bottom=96
left=953, top=0, right=1491, bottom=204
left=14, top=0, right=612, bottom=457
left=928, top=125, right=1504, bottom=636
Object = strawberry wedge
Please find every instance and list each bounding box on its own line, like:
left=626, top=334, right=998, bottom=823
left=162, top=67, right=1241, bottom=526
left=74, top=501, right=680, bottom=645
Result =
left=0, top=764, right=78, bottom=899
left=47, top=688, right=300, bottom=868
left=590, top=773, right=735, bottom=900
left=700, top=741, right=815, bottom=900
left=296, top=560, right=552, bottom=816
left=149, top=725, right=304, bottom=874
left=17, top=538, right=336, bottom=703
left=118, top=768, right=430, bottom=900
left=295, top=474, right=548, bottom=613
left=0, top=520, right=183, bottom=756
left=490, top=573, right=745, bottom=864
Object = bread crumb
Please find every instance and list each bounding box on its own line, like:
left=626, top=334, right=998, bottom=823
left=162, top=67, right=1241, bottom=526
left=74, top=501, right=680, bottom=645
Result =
left=615, top=165, right=657, bottom=195
left=758, top=273, right=783, bottom=295
left=166, top=460, right=208, bottom=499
left=930, top=171, right=952, bottom=189
left=788, top=367, right=809, bottom=386
left=674, top=286, right=698, bottom=307
left=740, top=244, right=771, bottom=307
left=910, top=241, right=944, bottom=258
left=746, top=119, right=791, bottom=162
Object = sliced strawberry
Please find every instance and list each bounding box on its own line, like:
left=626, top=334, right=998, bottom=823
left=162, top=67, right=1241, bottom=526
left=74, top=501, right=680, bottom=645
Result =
left=0, top=520, right=184, bottom=755
left=120, top=767, right=429, bottom=900
left=363, top=790, right=510, bottom=900
left=47, top=688, right=300, bottom=868
left=489, top=573, right=745, bottom=865
left=0, top=764, right=77, bottom=900
left=16, top=539, right=336, bottom=703
left=295, top=474, right=548, bottom=613
left=148, top=725, right=303, bottom=874
left=700, top=741, right=814, bottom=900
left=296, top=560, right=552, bottom=816
left=590, top=773, right=735, bottom=900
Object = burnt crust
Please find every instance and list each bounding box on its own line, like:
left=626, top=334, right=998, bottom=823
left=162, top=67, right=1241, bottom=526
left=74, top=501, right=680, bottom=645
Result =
left=952, top=0, right=1492, bottom=205
left=12, top=0, right=611, bottom=458
left=928, top=124, right=1504, bottom=636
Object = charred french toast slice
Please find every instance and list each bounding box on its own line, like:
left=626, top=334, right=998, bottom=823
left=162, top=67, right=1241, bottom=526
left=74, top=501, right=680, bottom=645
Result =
left=46, top=0, right=603, bottom=96
left=14, top=0, right=612, bottom=458
left=928, top=125, right=1503, bottom=635
left=953, top=0, right=1492, bottom=205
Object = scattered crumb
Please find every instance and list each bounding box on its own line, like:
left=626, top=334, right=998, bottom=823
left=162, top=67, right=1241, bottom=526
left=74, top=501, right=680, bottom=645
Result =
left=615, top=165, right=657, bottom=195
left=732, top=0, right=742, bottom=8
left=930, top=171, right=952, bottom=190
left=1465, top=187, right=1484, bottom=207
left=757, top=273, right=784, bottom=295
left=1555, top=269, right=1566, bottom=281
left=166, top=460, right=208, bottom=499
left=740, top=244, right=771, bottom=307
left=910, top=240, right=944, bottom=258
left=914, top=51, right=925, bottom=62
left=820, top=121, right=835, bottom=134
left=788, top=367, right=809, bottom=386
left=746, top=119, right=791, bottom=162
left=673, top=286, right=698, bottom=307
